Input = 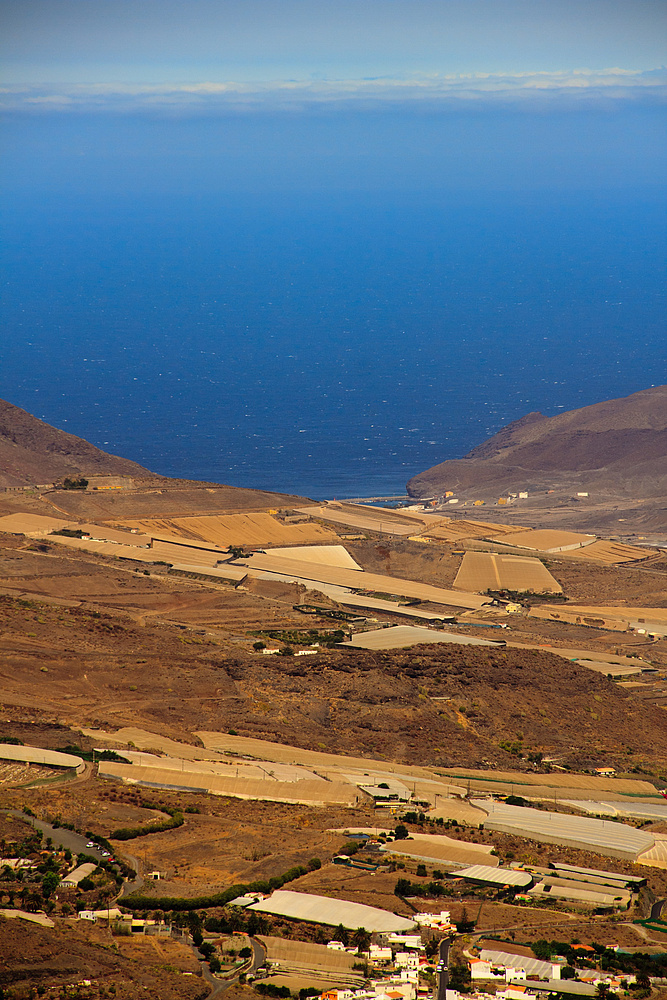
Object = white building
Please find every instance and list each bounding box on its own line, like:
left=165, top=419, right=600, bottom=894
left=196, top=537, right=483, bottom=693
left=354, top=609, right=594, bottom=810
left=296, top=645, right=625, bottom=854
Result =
left=395, top=953, right=420, bottom=970
left=386, top=934, right=424, bottom=950
left=59, top=862, right=96, bottom=888
left=369, top=946, right=393, bottom=962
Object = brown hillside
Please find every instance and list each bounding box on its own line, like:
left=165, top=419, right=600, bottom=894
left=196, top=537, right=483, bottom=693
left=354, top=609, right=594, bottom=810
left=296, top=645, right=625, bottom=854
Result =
left=407, top=385, right=667, bottom=501
left=1, top=585, right=665, bottom=773
left=0, top=398, right=150, bottom=486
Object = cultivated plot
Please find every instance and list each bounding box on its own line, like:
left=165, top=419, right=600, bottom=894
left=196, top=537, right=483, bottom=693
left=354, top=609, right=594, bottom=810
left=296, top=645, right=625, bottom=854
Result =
left=342, top=625, right=503, bottom=650
left=247, top=889, right=416, bottom=932
left=453, top=551, right=562, bottom=594
left=116, top=513, right=338, bottom=548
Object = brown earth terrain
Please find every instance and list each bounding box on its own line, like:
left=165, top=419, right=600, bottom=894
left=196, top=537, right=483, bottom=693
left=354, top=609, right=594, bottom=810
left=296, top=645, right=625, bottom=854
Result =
left=0, top=917, right=207, bottom=998
left=347, top=537, right=667, bottom=606
left=406, top=385, right=667, bottom=533
left=1, top=400, right=667, bottom=996
left=0, top=533, right=665, bottom=769
left=1, top=574, right=667, bottom=772
left=0, top=398, right=151, bottom=487
left=0, top=780, right=371, bottom=898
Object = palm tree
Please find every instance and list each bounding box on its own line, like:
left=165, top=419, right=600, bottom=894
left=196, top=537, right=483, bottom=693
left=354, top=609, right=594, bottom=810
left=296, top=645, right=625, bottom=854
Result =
left=352, top=927, right=371, bottom=954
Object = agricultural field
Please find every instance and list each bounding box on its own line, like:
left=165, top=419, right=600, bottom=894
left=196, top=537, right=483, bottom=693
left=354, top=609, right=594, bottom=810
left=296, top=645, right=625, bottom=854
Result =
left=453, top=551, right=562, bottom=595
left=115, top=513, right=339, bottom=548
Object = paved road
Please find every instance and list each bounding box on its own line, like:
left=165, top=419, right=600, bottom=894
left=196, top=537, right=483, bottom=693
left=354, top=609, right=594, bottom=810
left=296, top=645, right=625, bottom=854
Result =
left=436, top=937, right=450, bottom=1000
left=5, top=809, right=109, bottom=864
left=650, top=898, right=666, bottom=920
left=250, top=937, right=267, bottom=975
left=4, top=809, right=140, bottom=897
left=190, top=933, right=266, bottom=998
left=117, top=851, right=144, bottom=898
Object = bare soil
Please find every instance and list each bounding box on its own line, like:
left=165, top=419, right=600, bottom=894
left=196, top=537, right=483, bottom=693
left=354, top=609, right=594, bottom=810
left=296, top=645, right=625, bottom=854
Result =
left=0, top=916, right=207, bottom=998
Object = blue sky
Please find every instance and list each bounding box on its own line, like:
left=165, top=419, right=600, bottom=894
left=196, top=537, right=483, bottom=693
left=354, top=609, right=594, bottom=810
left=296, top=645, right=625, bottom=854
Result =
left=2, top=0, right=666, bottom=111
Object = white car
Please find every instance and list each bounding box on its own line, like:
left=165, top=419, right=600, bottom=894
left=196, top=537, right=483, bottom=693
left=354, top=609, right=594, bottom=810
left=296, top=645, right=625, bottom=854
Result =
left=101, top=851, right=110, bottom=857
left=86, top=842, right=95, bottom=848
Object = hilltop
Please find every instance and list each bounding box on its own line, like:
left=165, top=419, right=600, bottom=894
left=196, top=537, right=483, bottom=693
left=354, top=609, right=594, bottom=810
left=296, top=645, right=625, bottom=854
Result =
left=407, top=386, right=667, bottom=526
left=0, top=398, right=313, bottom=512
left=0, top=398, right=150, bottom=487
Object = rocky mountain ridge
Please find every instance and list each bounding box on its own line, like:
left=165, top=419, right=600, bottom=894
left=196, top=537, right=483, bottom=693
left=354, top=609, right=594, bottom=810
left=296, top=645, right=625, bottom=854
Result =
left=0, top=398, right=150, bottom=487
left=407, top=385, right=667, bottom=503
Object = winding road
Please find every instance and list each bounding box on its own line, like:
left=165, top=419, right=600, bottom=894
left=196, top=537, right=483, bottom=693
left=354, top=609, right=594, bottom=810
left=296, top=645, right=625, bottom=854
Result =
left=190, top=934, right=266, bottom=998
left=436, top=937, right=450, bottom=1000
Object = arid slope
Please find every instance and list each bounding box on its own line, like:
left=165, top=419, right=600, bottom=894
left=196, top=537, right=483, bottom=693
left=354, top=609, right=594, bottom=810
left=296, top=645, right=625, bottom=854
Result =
left=407, top=385, right=667, bottom=501
left=0, top=398, right=149, bottom=486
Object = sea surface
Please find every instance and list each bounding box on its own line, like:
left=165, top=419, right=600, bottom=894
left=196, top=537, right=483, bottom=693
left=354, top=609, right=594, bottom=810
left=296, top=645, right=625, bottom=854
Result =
left=2, top=113, right=665, bottom=499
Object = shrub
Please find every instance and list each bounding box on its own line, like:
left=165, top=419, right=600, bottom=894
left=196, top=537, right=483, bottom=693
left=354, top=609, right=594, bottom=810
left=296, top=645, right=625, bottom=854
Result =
left=256, top=984, right=291, bottom=998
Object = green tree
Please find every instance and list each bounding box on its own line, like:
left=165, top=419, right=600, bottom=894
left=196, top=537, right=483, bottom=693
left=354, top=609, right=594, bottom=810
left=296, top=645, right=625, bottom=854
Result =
left=333, top=923, right=349, bottom=946
left=394, top=824, right=409, bottom=840
left=42, top=871, right=60, bottom=898
left=449, top=962, right=472, bottom=992
left=531, top=940, right=553, bottom=961
left=352, top=927, right=371, bottom=954
left=455, top=907, right=475, bottom=933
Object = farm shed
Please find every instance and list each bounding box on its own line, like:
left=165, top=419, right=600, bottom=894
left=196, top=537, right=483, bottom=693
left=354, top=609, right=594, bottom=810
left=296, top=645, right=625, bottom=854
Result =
left=489, top=529, right=596, bottom=552
left=0, top=513, right=77, bottom=536
left=452, top=864, right=533, bottom=889
left=98, top=760, right=360, bottom=806
left=527, top=880, right=630, bottom=908
left=0, top=743, right=85, bottom=774
left=549, top=863, right=646, bottom=889
left=379, top=832, right=497, bottom=868
left=238, top=552, right=489, bottom=610
left=60, top=863, right=96, bottom=888
left=563, top=800, right=667, bottom=822
left=247, top=889, right=416, bottom=932
left=474, top=800, right=656, bottom=862
left=342, top=625, right=503, bottom=651
left=479, top=950, right=557, bottom=979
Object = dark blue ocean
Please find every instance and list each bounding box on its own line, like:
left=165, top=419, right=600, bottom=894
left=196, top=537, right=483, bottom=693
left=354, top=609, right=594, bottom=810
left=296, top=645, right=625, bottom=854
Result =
left=1, top=111, right=665, bottom=498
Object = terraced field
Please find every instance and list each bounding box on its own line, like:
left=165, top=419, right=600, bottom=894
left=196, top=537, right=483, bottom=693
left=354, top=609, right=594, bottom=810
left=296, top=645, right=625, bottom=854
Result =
left=116, top=513, right=338, bottom=548
left=453, top=551, right=562, bottom=594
